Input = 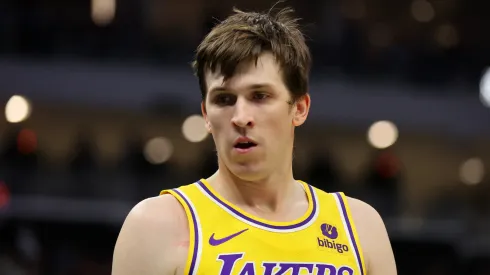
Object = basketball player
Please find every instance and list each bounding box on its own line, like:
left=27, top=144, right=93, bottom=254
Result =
left=112, top=7, right=397, bottom=275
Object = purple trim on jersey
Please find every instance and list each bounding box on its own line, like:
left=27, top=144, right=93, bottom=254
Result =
left=334, top=192, right=364, bottom=275
left=197, top=180, right=317, bottom=230
left=172, top=189, right=199, bottom=275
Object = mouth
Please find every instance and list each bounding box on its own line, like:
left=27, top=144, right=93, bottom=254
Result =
left=233, top=138, right=258, bottom=151
left=234, top=142, right=257, bottom=149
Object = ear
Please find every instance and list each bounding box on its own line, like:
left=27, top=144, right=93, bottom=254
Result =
left=201, top=101, right=212, bottom=133
left=292, top=94, right=310, bottom=127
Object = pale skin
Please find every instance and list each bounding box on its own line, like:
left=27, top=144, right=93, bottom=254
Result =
left=112, top=53, right=397, bottom=275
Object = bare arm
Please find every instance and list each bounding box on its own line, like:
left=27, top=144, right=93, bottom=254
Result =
left=347, top=197, right=397, bottom=275
left=112, top=195, right=188, bottom=275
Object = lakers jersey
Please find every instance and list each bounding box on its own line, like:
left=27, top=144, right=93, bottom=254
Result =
left=160, top=179, right=367, bottom=275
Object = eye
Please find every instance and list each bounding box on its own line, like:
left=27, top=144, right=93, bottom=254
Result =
left=213, top=94, right=236, bottom=106
left=252, top=92, right=269, bottom=101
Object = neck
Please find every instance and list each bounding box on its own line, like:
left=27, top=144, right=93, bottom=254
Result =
left=206, top=158, right=301, bottom=213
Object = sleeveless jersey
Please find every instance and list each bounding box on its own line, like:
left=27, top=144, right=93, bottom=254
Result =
left=161, top=179, right=367, bottom=275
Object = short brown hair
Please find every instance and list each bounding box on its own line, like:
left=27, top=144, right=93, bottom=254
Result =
left=192, top=6, right=311, bottom=103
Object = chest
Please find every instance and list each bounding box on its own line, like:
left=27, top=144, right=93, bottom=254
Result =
left=192, top=224, right=360, bottom=275
left=175, top=239, right=358, bottom=275
left=172, top=184, right=365, bottom=275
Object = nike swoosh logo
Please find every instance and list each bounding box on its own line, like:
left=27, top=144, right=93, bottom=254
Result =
left=209, top=228, right=249, bottom=246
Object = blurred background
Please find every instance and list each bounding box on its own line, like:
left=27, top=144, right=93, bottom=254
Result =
left=0, top=0, right=490, bottom=274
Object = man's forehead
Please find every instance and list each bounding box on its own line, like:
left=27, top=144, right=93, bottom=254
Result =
left=204, top=54, right=283, bottom=91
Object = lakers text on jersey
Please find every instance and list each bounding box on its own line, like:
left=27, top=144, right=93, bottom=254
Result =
left=161, top=180, right=367, bottom=275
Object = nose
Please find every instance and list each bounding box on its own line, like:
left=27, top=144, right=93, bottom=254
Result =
left=231, top=98, right=255, bottom=128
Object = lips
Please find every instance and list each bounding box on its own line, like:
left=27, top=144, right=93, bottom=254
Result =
left=233, top=137, right=258, bottom=149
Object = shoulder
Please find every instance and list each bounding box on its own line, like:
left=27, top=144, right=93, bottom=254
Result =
left=345, top=196, right=385, bottom=229
left=345, top=196, right=387, bottom=252
left=345, top=196, right=397, bottom=275
left=115, top=193, right=187, bottom=240
left=118, top=194, right=188, bottom=239
left=112, top=194, right=189, bottom=275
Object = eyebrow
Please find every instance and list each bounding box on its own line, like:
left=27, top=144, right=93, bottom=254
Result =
left=208, top=83, right=273, bottom=95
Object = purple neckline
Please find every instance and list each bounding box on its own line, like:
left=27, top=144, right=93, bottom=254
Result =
left=197, top=180, right=317, bottom=230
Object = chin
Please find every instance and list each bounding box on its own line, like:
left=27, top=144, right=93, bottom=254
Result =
left=228, top=162, right=266, bottom=182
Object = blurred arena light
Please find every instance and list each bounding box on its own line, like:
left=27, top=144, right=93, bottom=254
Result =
left=0, top=181, right=10, bottom=208
left=182, top=115, right=209, bottom=143
left=435, top=24, right=459, bottom=48
left=480, top=68, right=490, bottom=107
left=5, top=95, right=31, bottom=123
left=411, top=0, right=435, bottom=23
left=367, top=120, right=399, bottom=149
left=91, top=0, right=116, bottom=26
left=143, top=137, right=173, bottom=165
left=374, top=150, right=401, bottom=179
left=17, top=129, right=38, bottom=154
left=459, top=158, right=485, bottom=186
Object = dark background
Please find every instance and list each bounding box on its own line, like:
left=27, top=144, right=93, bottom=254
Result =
left=0, top=0, right=490, bottom=274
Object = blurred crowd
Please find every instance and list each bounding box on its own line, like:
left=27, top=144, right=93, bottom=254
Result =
left=1, top=0, right=490, bottom=89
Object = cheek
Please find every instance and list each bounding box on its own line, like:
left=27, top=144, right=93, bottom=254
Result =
left=263, top=113, right=292, bottom=137
left=209, top=116, right=224, bottom=131
left=207, top=113, right=228, bottom=139
left=206, top=109, right=222, bottom=128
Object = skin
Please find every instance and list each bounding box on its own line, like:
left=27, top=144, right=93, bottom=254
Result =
left=112, top=52, right=397, bottom=275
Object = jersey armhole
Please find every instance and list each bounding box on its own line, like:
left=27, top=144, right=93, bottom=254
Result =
left=161, top=189, right=201, bottom=275
left=333, top=192, right=368, bottom=275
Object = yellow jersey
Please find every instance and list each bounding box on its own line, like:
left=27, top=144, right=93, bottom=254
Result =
left=161, top=179, right=367, bottom=275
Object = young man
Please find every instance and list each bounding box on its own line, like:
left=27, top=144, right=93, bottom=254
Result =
left=112, top=7, right=397, bottom=275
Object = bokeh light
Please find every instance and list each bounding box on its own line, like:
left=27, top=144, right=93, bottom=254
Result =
left=367, top=121, right=399, bottom=149
left=143, top=137, right=174, bottom=164
left=182, top=115, right=209, bottom=143
left=5, top=95, right=31, bottom=123
left=459, top=158, right=485, bottom=186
